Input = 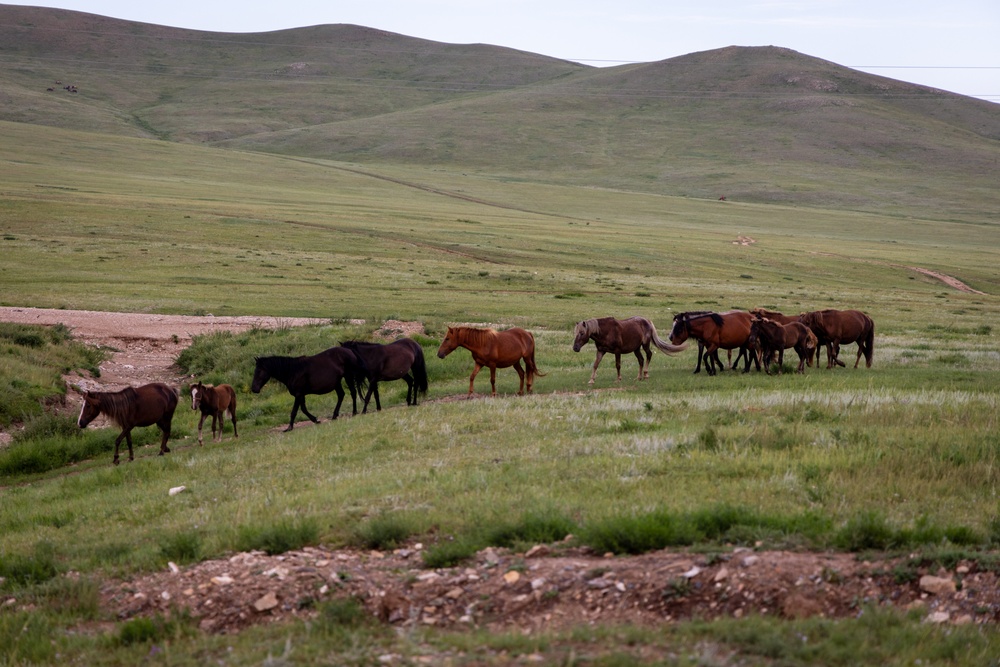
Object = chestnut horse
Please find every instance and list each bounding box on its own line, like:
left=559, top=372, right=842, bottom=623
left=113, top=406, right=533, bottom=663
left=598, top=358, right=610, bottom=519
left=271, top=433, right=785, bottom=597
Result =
left=437, top=326, right=544, bottom=396
left=669, top=310, right=759, bottom=375
left=190, top=382, right=238, bottom=445
left=251, top=347, right=360, bottom=431
left=572, top=316, right=686, bottom=384
left=339, top=339, right=428, bottom=412
left=77, top=382, right=178, bottom=465
left=799, top=309, right=875, bottom=369
left=748, top=317, right=818, bottom=374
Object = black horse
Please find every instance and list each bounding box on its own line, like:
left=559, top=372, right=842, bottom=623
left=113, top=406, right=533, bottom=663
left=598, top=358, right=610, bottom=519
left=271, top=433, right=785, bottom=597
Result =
left=340, top=339, right=428, bottom=412
left=251, top=347, right=360, bottom=431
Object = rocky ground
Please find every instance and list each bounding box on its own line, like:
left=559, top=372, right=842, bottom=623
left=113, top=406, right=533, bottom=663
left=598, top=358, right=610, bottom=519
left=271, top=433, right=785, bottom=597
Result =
left=2, top=307, right=998, bottom=635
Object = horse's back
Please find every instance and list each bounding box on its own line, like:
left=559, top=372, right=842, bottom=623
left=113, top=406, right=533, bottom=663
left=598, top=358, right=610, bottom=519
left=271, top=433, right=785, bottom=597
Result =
left=134, top=383, right=178, bottom=424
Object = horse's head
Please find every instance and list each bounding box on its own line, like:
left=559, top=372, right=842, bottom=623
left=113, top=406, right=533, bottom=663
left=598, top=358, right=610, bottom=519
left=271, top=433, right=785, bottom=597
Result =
left=77, top=392, right=101, bottom=428
left=190, top=382, right=205, bottom=410
left=571, top=321, right=593, bottom=352
left=437, top=327, right=460, bottom=359
left=250, top=358, right=270, bottom=394
left=668, top=315, right=689, bottom=345
left=747, top=318, right=763, bottom=346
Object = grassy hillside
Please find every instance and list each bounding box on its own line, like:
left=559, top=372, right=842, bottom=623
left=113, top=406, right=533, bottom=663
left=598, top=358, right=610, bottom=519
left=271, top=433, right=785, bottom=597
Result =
left=2, top=6, right=998, bottom=221
left=2, top=121, right=997, bottom=322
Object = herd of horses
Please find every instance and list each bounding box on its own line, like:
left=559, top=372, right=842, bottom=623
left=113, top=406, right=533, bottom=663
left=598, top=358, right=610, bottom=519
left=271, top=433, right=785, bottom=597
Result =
left=76, top=308, right=873, bottom=465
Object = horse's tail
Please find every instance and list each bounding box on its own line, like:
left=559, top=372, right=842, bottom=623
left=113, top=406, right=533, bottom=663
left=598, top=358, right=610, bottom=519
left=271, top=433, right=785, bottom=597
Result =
left=347, top=348, right=370, bottom=393
left=412, top=346, right=429, bottom=395
left=862, top=316, right=875, bottom=367
left=526, top=340, right=547, bottom=378
left=647, top=321, right=687, bottom=354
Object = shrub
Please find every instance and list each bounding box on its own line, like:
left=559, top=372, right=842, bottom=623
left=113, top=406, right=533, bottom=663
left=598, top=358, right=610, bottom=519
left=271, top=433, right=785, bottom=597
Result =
left=835, top=512, right=898, bottom=551
left=235, top=517, right=319, bottom=555
left=422, top=537, right=481, bottom=568
left=352, top=514, right=414, bottom=551
left=159, top=530, right=203, bottom=564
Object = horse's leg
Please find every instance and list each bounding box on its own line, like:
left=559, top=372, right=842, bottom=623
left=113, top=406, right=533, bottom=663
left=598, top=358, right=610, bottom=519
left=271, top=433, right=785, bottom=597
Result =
left=642, top=343, right=652, bottom=379
left=854, top=342, right=864, bottom=369
left=404, top=375, right=416, bottom=406
left=468, top=363, right=483, bottom=396
left=331, top=384, right=346, bottom=419
left=360, top=382, right=375, bottom=414
left=112, top=430, right=126, bottom=465
left=833, top=342, right=845, bottom=367
left=158, top=418, right=172, bottom=454
left=511, top=362, right=525, bottom=395
left=589, top=351, right=605, bottom=384
left=513, top=361, right=526, bottom=395
left=212, top=411, right=221, bottom=442
left=614, top=353, right=622, bottom=383
left=693, top=342, right=704, bottom=374
left=373, top=384, right=382, bottom=412
left=347, top=377, right=358, bottom=416
left=704, top=345, right=719, bottom=376
left=285, top=397, right=301, bottom=431
left=230, top=402, right=238, bottom=439
left=197, top=412, right=207, bottom=446
left=632, top=350, right=645, bottom=381
left=490, top=365, right=500, bottom=396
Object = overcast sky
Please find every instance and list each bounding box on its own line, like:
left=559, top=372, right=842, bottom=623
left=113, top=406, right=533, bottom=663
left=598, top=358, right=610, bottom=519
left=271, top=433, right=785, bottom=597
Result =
left=13, top=1, right=999, bottom=102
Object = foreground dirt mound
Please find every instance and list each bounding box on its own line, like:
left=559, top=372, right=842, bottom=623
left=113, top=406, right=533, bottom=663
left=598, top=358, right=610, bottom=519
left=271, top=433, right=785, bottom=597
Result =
left=102, top=543, right=1000, bottom=635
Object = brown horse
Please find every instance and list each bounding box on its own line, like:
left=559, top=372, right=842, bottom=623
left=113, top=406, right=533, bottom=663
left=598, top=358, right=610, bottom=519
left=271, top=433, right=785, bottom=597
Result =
left=669, top=310, right=759, bottom=375
left=77, top=382, right=179, bottom=465
left=251, top=347, right=360, bottom=431
left=437, top=326, right=545, bottom=396
left=190, top=382, right=238, bottom=445
left=572, top=316, right=686, bottom=384
left=748, top=317, right=818, bottom=374
left=799, top=309, right=875, bottom=369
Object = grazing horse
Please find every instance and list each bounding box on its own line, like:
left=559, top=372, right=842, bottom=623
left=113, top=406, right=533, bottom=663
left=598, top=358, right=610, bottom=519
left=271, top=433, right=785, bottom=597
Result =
left=572, top=316, right=686, bottom=384
left=748, top=317, right=818, bottom=374
left=669, top=310, right=758, bottom=375
left=799, top=309, right=875, bottom=369
left=77, top=382, right=178, bottom=465
left=437, top=326, right=545, bottom=396
left=340, top=339, right=428, bottom=413
left=190, top=382, right=238, bottom=445
left=251, top=347, right=360, bottom=431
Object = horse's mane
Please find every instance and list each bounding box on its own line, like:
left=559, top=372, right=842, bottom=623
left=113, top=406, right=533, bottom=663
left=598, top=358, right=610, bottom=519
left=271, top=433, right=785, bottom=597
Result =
left=94, top=386, right=139, bottom=427
left=454, top=326, right=498, bottom=346
left=578, top=319, right=600, bottom=336
left=675, top=311, right=724, bottom=327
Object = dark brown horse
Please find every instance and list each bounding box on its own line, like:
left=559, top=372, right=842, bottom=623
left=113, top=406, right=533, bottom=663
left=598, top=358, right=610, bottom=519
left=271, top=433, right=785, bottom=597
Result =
left=572, top=316, right=686, bottom=384
left=251, top=347, right=360, bottom=431
left=669, top=310, right=759, bottom=375
left=190, top=382, right=238, bottom=445
left=748, top=317, right=818, bottom=374
left=437, top=326, right=544, bottom=396
left=339, top=339, right=428, bottom=413
left=799, top=309, right=875, bottom=369
left=77, top=382, right=178, bottom=465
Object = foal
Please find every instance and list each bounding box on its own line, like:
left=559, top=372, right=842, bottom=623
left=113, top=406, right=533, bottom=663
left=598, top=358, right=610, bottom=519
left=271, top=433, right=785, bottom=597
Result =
left=191, top=382, right=238, bottom=445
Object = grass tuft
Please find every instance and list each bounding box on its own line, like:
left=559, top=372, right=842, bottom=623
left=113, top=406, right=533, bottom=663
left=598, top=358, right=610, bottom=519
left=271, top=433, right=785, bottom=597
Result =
left=235, top=517, right=319, bottom=556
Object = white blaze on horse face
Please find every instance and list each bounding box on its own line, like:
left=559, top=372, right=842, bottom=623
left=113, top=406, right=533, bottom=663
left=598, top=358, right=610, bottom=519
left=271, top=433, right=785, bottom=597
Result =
left=191, top=387, right=200, bottom=410
left=77, top=399, right=87, bottom=427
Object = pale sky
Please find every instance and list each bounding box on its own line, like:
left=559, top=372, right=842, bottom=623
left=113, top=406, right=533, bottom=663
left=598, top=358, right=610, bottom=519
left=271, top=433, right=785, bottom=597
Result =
left=11, top=1, right=1000, bottom=102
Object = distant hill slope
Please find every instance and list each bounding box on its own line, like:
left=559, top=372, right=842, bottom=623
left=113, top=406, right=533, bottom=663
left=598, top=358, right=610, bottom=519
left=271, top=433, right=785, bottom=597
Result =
left=2, top=5, right=999, bottom=220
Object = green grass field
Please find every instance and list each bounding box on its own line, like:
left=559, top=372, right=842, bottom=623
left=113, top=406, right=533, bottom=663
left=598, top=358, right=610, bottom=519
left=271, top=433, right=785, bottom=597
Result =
left=2, top=119, right=999, bottom=664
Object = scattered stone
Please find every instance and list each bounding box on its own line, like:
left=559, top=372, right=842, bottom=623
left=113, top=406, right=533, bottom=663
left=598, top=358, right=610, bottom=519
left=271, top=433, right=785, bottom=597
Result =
left=525, top=545, right=551, bottom=558
left=167, top=562, right=180, bottom=574
left=168, top=486, right=186, bottom=496
left=714, top=567, right=730, bottom=582
left=211, top=576, right=233, bottom=586
left=920, top=575, right=956, bottom=596
left=253, top=592, right=279, bottom=612
left=926, top=611, right=951, bottom=624
left=503, top=571, right=521, bottom=584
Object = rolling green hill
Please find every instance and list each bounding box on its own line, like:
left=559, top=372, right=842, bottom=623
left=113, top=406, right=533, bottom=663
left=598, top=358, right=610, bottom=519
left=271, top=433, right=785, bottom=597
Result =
left=2, top=5, right=998, bottom=221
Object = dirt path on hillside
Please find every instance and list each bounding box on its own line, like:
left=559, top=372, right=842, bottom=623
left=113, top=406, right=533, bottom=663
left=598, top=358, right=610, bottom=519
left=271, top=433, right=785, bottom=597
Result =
left=2, top=308, right=997, bottom=637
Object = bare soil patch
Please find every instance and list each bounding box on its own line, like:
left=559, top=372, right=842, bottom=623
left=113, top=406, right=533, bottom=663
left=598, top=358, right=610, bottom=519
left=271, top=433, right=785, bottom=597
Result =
left=102, top=541, right=999, bottom=635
